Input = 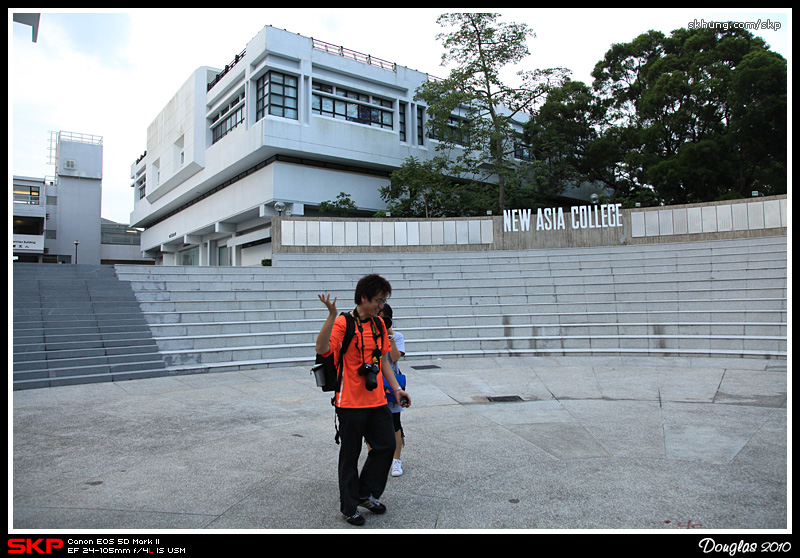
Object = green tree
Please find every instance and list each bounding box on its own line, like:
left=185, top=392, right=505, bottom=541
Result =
left=381, top=156, right=496, bottom=217
left=414, top=12, right=569, bottom=211
left=319, top=192, right=358, bottom=217
left=524, top=79, right=602, bottom=195
left=523, top=79, right=661, bottom=207
left=592, top=25, right=787, bottom=204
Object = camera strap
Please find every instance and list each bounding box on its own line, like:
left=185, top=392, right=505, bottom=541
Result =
left=353, top=310, right=382, bottom=366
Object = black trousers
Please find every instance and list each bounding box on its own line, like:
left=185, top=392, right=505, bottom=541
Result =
left=335, top=405, right=396, bottom=516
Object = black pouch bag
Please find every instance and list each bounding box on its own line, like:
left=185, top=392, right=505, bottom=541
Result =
left=311, top=312, right=356, bottom=392
left=312, top=353, right=339, bottom=392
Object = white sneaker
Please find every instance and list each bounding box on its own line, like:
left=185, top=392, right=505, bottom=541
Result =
left=391, top=459, right=403, bottom=477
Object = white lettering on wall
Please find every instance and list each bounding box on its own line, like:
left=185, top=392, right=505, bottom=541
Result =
left=503, top=209, right=532, bottom=232
left=504, top=204, right=623, bottom=233
left=536, top=207, right=566, bottom=231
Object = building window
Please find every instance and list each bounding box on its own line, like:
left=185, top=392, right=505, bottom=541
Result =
left=179, top=246, right=199, bottom=266
left=416, top=107, right=425, bottom=146
left=399, top=102, right=407, bottom=142
left=311, top=82, right=393, bottom=129
left=256, top=71, right=298, bottom=121
left=13, top=184, right=40, bottom=205
left=514, top=143, right=533, bottom=161
left=211, top=92, right=246, bottom=144
left=134, top=172, right=146, bottom=200
left=431, top=115, right=470, bottom=146
left=101, top=224, right=141, bottom=246
left=218, top=245, right=231, bottom=267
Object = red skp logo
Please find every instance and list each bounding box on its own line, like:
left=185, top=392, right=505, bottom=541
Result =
left=8, top=539, right=64, bottom=554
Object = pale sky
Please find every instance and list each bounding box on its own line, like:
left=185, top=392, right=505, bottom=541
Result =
left=9, top=8, right=790, bottom=224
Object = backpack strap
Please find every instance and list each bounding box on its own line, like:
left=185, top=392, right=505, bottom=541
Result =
left=332, top=312, right=356, bottom=445
left=334, top=312, right=356, bottom=393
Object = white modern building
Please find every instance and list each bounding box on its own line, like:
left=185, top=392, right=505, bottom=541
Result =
left=13, top=132, right=103, bottom=264
left=13, top=131, right=153, bottom=265
left=130, top=25, right=522, bottom=266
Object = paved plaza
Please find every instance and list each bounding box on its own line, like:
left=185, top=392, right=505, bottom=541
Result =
left=11, top=354, right=788, bottom=532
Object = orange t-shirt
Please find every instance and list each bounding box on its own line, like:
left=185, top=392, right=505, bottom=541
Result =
left=323, top=313, right=390, bottom=409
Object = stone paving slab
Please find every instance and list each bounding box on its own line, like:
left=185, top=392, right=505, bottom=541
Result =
left=11, top=355, right=787, bottom=532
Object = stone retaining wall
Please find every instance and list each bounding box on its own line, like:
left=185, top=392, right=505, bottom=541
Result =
left=273, top=195, right=787, bottom=253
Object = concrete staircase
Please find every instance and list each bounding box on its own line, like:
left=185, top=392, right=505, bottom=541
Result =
left=12, top=264, right=168, bottom=390
left=113, top=236, right=787, bottom=376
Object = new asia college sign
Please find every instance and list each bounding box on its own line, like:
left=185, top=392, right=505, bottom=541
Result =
left=503, top=204, right=624, bottom=233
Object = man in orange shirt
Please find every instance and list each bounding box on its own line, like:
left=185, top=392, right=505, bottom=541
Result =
left=316, top=274, right=411, bottom=526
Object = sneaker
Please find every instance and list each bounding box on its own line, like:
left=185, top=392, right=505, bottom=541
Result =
left=391, top=459, right=403, bottom=477
left=358, top=495, right=387, bottom=514
left=344, top=511, right=365, bottom=526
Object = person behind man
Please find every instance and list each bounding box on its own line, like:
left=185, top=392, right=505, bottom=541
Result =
left=315, top=274, right=411, bottom=526
left=378, top=303, right=407, bottom=477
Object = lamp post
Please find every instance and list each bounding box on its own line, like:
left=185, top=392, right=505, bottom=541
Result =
left=74, top=240, right=80, bottom=264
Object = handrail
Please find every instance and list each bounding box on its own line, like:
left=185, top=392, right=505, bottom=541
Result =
left=207, top=36, right=400, bottom=95
left=55, top=131, right=103, bottom=145
left=312, top=38, right=396, bottom=72
left=207, top=49, right=247, bottom=91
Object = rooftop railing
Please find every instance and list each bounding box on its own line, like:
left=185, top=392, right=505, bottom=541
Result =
left=312, top=38, right=396, bottom=72
left=55, top=131, right=103, bottom=145
left=206, top=34, right=405, bottom=94
left=207, top=49, right=247, bottom=92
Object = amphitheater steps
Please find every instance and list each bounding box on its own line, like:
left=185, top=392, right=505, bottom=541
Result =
left=114, top=236, right=787, bottom=375
left=12, top=264, right=168, bottom=390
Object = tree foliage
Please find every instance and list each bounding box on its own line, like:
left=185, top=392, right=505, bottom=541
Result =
left=319, top=192, right=358, bottom=217
left=380, top=156, right=498, bottom=217
left=411, top=12, right=569, bottom=211
left=591, top=26, right=787, bottom=204
left=383, top=17, right=786, bottom=217
left=524, top=79, right=603, bottom=195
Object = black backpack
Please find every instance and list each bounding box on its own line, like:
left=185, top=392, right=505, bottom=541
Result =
left=312, top=312, right=356, bottom=392
left=312, top=311, right=384, bottom=392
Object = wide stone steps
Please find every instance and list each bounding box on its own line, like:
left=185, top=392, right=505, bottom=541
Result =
left=12, top=264, right=168, bottom=390
left=113, top=236, right=787, bottom=375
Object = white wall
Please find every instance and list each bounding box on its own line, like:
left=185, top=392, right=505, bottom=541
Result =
left=630, top=198, right=787, bottom=238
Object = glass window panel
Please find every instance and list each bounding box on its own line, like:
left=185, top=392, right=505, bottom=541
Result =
left=360, top=106, right=372, bottom=123
left=255, top=71, right=298, bottom=122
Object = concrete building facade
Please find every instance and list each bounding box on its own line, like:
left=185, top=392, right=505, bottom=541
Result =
left=13, top=132, right=103, bottom=264
left=13, top=131, right=152, bottom=265
left=129, top=25, right=530, bottom=266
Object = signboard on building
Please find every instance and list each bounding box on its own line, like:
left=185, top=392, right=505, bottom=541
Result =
left=12, top=235, right=44, bottom=253
left=503, top=204, right=625, bottom=233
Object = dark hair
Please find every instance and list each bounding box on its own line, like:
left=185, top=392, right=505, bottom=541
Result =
left=354, top=274, right=392, bottom=305
left=379, top=303, right=393, bottom=318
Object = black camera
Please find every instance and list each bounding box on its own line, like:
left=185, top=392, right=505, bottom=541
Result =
left=359, top=362, right=380, bottom=391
